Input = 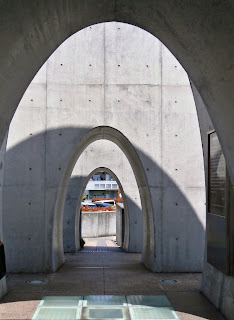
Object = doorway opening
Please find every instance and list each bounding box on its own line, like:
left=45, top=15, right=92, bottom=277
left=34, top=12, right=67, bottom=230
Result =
left=80, top=170, right=122, bottom=252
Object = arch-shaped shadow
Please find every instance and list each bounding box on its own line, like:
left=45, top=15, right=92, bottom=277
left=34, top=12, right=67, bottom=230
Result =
left=54, top=126, right=154, bottom=271
left=2, top=126, right=205, bottom=274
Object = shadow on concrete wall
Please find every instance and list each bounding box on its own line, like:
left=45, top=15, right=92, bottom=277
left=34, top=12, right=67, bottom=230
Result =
left=2, top=126, right=205, bottom=274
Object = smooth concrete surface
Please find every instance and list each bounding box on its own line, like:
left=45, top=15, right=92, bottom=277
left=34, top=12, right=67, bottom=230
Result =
left=0, top=239, right=225, bottom=320
left=81, top=211, right=116, bottom=238
left=192, top=83, right=234, bottom=320
left=63, top=140, right=143, bottom=254
left=2, top=23, right=205, bottom=274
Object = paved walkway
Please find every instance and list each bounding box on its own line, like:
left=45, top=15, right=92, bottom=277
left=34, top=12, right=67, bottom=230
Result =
left=0, top=237, right=225, bottom=320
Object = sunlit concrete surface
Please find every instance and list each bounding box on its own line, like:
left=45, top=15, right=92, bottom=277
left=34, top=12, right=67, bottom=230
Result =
left=0, top=238, right=224, bottom=320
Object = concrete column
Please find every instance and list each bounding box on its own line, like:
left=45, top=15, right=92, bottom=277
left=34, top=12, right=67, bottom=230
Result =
left=192, top=83, right=234, bottom=320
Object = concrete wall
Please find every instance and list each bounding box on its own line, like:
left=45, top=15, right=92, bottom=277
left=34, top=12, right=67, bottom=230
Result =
left=63, top=140, right=143, bottom=254
left=81, top=211, right=116, bottom=238
left=192, top=84, right=234, bottom=319
left=2, top=22, right=205, bottom=273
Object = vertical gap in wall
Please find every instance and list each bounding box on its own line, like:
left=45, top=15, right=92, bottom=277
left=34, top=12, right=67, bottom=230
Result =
left=43, top=61, right=48, bottom=269
left=0, top=134, right=8, bottom=242
left=103, top=23, right=106, bottom=125
left=160, top=43, right=164, bottom=269
left=120, top=147, right=124, bottom=246
left=102, top=252, right=106, bottom=294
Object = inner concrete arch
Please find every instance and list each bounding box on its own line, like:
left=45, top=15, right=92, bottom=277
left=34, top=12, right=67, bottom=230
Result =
left=54, top=126, right=154, bottom=272
left=63, top=139, right=143, bottom=254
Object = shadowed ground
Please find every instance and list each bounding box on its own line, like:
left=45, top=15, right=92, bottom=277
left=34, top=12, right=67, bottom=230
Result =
left=0, top=237, right=225, bottom=320
left=81, top=236, right=122, bottom=252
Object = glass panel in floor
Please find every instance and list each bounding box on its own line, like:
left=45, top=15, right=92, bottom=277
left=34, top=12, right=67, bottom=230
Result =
left=31, top=295, right=180, bottom=320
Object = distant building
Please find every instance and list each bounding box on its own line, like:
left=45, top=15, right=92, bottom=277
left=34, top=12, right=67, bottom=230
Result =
left=84, top=173, right=118, bottom=199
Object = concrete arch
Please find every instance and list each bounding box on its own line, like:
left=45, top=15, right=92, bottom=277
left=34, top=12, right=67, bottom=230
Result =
left=0, top=2, right=233, bottom=186
left=2, top=22, right=206, bottom=275
left=53, top=126, right=154, bottom=271
left=63, top=139, right=143, bottom=254
left=73, top=167, right=131, bottom=252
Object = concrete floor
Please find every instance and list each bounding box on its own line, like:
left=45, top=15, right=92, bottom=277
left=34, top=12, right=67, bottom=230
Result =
left=0, top=237, right=225, bottom=320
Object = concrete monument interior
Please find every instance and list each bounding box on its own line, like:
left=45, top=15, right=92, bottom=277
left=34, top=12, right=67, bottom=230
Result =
left=0, top=2, right=233, bottom=319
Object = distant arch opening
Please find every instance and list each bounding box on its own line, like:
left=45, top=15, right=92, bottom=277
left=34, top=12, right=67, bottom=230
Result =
left=74, top=168, right=128, bottom=253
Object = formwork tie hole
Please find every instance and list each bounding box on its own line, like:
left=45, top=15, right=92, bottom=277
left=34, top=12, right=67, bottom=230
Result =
left=160, top=279, right=178, bottom=284
left=26, top=280, right=45, bottom=285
